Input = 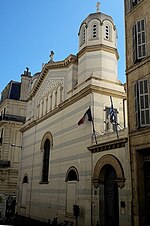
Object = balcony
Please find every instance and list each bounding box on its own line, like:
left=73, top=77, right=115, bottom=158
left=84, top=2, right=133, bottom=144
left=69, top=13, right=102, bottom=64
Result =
left=0, top=114, right=26, bottom=124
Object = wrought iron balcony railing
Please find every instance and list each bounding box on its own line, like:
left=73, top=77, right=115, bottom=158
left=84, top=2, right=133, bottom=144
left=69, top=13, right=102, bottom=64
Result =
left=0, top=114, right=26, bottom=123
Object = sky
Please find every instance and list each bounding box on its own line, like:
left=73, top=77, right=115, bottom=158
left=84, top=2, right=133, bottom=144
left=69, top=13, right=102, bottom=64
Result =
left=0, top=0, right=125, bottom=94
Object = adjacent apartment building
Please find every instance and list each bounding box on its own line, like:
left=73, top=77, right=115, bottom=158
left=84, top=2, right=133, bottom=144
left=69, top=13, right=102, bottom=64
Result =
left=16, top=7, right=132, bottom=226
left=0, top=70, right=31, bottom=219
left=124, top=0, right=150, bottom=225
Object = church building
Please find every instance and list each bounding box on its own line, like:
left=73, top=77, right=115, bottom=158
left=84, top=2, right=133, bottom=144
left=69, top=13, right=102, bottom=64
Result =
left=17, top=6, right=132, bottom=226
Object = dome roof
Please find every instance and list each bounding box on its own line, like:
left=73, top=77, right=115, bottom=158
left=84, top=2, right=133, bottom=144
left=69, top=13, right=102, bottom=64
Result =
left=79, top=12, right=114, bottom=33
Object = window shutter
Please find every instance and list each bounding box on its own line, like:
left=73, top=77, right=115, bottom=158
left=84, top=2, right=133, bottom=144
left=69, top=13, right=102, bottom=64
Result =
left=134, top=82, right=140, bottom=127
left=134, top=80, right=150, bottom=128
left=132, top=24, right=137, bottom=62
left=139, top=80, right=150, bottom=126
left=126, top=0, right=131, bottom=13
left=137, top=19, right=146, bottom=59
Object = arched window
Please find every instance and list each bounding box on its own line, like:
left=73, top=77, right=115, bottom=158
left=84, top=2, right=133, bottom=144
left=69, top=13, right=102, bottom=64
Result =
left=21, top=174, right=28, bottom=206
left=80, top=25, right=86, bottom=46
left=105, top=25, right=110, bottom=40
left=66, top=167, right=79, bottom=214
left=66, top=167, right=79, bottom=182
left=92, top=24, right=98, bottom=39
left=42, top=138, right=50, bottom=182
left=103, top=23, right=112, bottom=41
left=23, top=175, right=28, bottom=183
left=67, top=169, right=78, bottom=181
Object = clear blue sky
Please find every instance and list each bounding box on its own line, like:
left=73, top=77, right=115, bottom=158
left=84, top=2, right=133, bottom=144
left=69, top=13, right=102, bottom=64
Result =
left=0, top=0, right=125, bottom=94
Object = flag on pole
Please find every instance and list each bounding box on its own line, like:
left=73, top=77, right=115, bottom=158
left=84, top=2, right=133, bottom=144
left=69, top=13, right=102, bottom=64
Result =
left=109, top=96, right=117, bottom=124
left=109, top=96, right=119, bottom=138
left=78, top=107, right=93, bottom=125
left=78, top=107, right=97, bottom=144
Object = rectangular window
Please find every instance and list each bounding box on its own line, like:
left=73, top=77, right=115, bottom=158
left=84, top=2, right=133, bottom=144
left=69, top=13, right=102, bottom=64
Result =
left=134, top=79, right=150, bottom=127
left=131, top=0, right=141, bottom=8
left=132, top=19, right=146, bottom=62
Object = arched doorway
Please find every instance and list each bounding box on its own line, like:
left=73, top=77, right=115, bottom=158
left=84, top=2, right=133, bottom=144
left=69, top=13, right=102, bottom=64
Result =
left=93, top=155, right=125, bottom=226
left=65, top=167, right=79, bottom=214
left=104, top=165, right=119, bottom=226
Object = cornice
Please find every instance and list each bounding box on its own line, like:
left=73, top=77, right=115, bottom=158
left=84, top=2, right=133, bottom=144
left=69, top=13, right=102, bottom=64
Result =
left=77, top=44, right=119, bottom=60
left=0, top=98, right=27, bottom=110
left=88, top=137, right=128, bottom=153
left=129, top=127, right=150, bottom=137
left=67, top=76, right=125, bottom=95
left=20, top=120, right=36, bottom=132
left=28, top=44, right=119, bottom=100
left=126, top=57, right=150, bottom=75
left=21, top=84, right=126, bottom=132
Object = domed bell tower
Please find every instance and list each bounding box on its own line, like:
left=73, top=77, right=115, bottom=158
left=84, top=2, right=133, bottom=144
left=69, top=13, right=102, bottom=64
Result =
left=77, top=3, right=119, bottom=85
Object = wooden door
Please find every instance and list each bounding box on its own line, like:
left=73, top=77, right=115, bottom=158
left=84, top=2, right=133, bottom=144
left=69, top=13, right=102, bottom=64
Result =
left=104, top=165, right=119, bottom=226
left=144, top=161, right=150, bottom=224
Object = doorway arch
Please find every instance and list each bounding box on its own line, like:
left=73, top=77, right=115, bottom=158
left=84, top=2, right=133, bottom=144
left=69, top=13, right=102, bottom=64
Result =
left=93, top=154, right=125, bottom=188
left=93, top=154, right=125, bottom=226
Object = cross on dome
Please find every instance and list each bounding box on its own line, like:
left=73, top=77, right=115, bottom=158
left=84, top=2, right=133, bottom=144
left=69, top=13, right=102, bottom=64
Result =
left=96, top=2, right=100, bottom=12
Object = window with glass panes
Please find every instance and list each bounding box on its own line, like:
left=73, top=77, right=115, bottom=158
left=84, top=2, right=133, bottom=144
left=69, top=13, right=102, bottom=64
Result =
left=42, top=138, right=50, bottom=182
left=132, top=19, right=146, bottom=62
left=134, top=79, right=150, bottom=127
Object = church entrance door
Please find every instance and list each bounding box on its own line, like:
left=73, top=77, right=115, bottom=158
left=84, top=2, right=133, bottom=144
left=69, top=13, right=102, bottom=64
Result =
left=144, top=161, right=150, bottom=224
left=104, top=165, right=119, bottom=226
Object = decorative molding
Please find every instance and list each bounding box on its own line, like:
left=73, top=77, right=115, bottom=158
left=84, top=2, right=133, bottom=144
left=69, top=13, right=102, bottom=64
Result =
left=88, top=137, right=128, bottom=153
left=92, top=154, right=126, bottom=188
left=29, top=55, right=77, bottom=100
left=21, top=84, right=126, bottom=132
left=77, top=44, right=119, bottom=60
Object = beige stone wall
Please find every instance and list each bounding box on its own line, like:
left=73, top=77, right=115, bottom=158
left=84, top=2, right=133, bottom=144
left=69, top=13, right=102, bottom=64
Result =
left=16, top=9, right=131, bottom=226
left=125, top=0, right=150, bottom=225
left=125, top=0, right=150, bottom=70
left=17, top=87, right=129, bottom=226
left=0, top=98, right=27, bottom=218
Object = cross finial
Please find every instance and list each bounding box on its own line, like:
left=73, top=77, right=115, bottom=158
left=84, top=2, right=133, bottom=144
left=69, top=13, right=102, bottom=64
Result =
left=50, top=51, right=54, bottom=61
left=96, top=2, right=100, bottom=12
left=26, top=67, right=29, bottom=73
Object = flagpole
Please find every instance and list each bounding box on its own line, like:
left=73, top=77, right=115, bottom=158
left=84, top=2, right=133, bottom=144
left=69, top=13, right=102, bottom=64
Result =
left=89, top=106, right=97, bottom=144
left=110, top=96, right=119, bottom=139
left=115, top=122, right=119, bottom=139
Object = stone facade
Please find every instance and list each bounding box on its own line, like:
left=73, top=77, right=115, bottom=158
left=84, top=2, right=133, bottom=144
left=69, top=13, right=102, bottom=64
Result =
left=16, top=9, right=132, bottom=226
left=0, top=70, right=31, bottom=220
left=124, top=0, right=150, bottom=225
